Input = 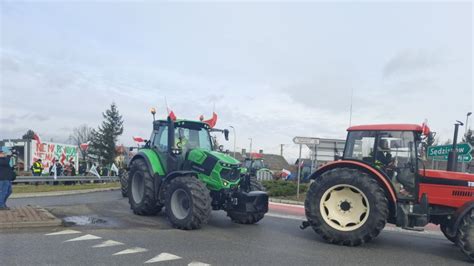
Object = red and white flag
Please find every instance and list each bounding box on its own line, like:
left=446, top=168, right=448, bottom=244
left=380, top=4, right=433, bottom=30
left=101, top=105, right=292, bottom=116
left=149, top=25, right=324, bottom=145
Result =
left=133, top=136, right=145, bottom=143
left=33, top=132, right=41, bottom=144
left=203, top=112, right=218, bottom=128
left=80, top=141, right=90, bottom=151
left=169, top=110, right=177, bottom=121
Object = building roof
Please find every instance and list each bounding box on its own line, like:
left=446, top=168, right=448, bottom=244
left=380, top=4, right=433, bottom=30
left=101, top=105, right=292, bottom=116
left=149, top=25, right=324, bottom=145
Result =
left=347, top=124, right=423, bottom=132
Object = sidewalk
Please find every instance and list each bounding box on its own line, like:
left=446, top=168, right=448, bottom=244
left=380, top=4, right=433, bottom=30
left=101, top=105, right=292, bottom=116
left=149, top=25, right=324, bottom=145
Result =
left=0, top=205, right=62, bottom=229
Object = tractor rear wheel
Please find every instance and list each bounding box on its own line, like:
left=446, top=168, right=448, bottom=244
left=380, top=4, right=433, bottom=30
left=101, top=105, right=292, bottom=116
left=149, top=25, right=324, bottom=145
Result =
left=440, top=223, right=456, bottom=243
left=305, top=168, right=389, bottom=246
left=227, top=177, right=266, bottom=224
left=120, top=170, right=129, bottom=198
left=165, top=176, right=211, bottom=230
left=128, top=159, right=163, bottom=215
left=457, top=209, right=474, bottom=261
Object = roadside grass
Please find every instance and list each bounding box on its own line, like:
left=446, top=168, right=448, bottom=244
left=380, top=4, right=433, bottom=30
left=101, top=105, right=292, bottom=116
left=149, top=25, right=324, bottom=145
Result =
left=13, top=182, right=120, bottom=194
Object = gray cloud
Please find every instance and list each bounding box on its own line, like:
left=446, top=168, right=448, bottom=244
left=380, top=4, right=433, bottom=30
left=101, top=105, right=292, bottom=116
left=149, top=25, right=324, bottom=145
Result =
left=383, top=49, right=449, bottom=78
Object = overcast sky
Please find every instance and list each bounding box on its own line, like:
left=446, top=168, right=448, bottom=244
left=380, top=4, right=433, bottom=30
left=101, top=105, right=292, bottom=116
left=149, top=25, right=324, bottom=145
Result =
left=0, top=1, right=472, bottom=161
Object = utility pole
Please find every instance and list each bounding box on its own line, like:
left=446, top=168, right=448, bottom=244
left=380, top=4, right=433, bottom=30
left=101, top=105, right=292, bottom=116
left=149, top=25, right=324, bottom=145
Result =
left=230, top=126, right=236, bottom=158
left=280, top=144, right=284, bottom=157
left=349, top=88, right=354, bottom=127
left=249, top=138, right=253, bottom=159
left=462, top=112, right=472, bottom=172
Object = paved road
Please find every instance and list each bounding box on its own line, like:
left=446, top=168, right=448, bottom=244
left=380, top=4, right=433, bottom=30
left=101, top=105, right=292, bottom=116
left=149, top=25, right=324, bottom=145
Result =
left=1, top=191, right=469, bottom=265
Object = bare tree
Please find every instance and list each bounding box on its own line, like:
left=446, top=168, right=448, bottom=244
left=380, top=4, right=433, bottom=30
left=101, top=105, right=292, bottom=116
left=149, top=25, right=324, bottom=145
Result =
left=69, top=124, right=93, bottom=161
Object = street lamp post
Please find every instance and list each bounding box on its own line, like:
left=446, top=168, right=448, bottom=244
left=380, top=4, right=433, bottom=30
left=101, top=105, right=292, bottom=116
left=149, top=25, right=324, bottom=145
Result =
left=248, top=138, right=253, bottom=158
left=462, top=112, right=472, bottom=172
left=229, top=126, right=236, bottom=158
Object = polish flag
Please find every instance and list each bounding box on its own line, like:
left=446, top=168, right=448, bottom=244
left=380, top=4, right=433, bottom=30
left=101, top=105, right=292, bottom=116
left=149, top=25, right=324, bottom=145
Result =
left=133, top=136, right=145, bottom=143
left=203, top=112, right=218, bottom=128
left=33, top=133, right=41, bottom=144
left=80, top=142, right=90, bottom=151
left=169, top=111, right=177, bottom=121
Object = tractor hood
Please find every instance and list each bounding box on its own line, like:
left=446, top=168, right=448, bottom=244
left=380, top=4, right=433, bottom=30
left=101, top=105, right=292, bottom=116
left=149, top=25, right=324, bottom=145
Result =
left=206, top=150, right=240, bottom=165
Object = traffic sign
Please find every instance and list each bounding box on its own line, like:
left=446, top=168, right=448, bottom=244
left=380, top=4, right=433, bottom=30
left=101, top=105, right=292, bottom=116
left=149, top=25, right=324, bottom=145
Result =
left=293, top=137, right=320, bottom=145
left=427, top=143, right=472, bottom=157
left=432, top=153, right=472, bottom=163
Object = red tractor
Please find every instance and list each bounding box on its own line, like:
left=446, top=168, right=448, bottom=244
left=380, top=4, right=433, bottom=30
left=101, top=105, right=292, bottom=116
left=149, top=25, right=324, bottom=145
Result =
left=301, top=123, right=474, bottom=261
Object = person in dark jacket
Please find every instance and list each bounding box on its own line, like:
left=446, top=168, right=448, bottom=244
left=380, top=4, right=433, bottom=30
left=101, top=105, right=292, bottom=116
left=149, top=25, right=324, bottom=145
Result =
left=0, top=148, right=16, bottom=210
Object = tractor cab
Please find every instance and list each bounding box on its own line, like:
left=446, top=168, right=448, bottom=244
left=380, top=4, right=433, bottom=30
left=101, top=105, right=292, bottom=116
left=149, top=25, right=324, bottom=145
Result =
left=342, top=124, right=425, bottom=199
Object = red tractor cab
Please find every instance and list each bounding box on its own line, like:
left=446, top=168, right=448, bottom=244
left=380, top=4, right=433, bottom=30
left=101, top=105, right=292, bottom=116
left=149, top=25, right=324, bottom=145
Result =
left=302, top=123, right=474, bottom=261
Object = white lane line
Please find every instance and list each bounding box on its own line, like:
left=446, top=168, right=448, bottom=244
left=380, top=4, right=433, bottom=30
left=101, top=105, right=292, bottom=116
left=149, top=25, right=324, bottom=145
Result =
left=145, top=253, right=182, bottom=263
left=113, top=247, right=148, bottom=255
left=64, top=234, right=102, bottom=242
left=266, top=213, right=305, bottom=221
left=269, top=202, right=305, bottom=208
left=188, top=262, right=210, bottom=266
left=45, top=230, right=81, bottom=236
left=92, top=240, right=124, bottom=248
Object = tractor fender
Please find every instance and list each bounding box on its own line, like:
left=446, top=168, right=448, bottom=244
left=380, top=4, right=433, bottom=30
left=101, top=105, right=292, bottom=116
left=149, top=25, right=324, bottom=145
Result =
left=129, top=150, right=165, bottom=177
left=309, top=160, right=398, bottom=212
left=450, top=200, right=474, bottom=233
left=157, top=170, right=200, bottom=203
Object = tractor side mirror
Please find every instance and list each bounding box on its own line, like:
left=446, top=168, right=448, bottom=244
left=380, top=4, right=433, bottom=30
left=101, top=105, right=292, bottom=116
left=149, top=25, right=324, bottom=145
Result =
left=224, top=129, right=229, bottom=141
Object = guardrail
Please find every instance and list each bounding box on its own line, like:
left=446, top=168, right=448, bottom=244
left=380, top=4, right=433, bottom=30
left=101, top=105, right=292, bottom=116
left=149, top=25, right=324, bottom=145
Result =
left=13, top=176, right=119, bottom=183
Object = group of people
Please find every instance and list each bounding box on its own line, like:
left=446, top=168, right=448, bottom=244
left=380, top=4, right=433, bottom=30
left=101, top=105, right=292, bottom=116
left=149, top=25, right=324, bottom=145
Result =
left=30, top=158, right=76, bottom=177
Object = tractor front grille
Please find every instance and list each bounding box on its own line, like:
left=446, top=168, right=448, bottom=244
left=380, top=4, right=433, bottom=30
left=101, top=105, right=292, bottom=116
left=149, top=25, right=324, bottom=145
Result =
left=452, top=190, right=473, bottom=197
left=220, top=167, right=241, bottom=182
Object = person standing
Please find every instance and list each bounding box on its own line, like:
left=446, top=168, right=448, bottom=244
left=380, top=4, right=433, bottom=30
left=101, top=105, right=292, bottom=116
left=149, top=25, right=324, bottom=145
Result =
left=0, top=148, right=16, bottom=210
left=31, top=158, right=43, bottom=176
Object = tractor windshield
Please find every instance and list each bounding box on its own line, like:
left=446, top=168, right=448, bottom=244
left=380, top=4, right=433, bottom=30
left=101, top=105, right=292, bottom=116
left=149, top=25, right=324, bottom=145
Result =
left=175, top=126, right=213, bottom=151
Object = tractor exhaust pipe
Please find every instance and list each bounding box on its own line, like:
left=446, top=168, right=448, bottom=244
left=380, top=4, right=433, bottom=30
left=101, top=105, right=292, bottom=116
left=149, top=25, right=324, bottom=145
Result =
left=167, top=116, right=177, bottom=172
left=447, top=121, right=463, bottom=172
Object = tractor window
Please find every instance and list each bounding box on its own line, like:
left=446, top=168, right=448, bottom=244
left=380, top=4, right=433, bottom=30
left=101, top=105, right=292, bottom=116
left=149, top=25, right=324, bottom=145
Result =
left=344, top=131, right=377, bottom=163
left=377, top=131, right=416, bottom=199
left=175, top=127, right=212, bottom=151
left=153, top=126, right=169, bottom=152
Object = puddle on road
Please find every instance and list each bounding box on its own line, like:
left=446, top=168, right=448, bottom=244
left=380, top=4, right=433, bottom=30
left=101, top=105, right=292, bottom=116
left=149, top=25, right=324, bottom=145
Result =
left=63, top=216, right=108, bottom=226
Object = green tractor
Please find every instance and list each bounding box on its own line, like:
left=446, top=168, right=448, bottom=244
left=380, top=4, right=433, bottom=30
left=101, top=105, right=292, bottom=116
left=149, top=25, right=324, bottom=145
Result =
left=126, top=115, right=268, bottom=230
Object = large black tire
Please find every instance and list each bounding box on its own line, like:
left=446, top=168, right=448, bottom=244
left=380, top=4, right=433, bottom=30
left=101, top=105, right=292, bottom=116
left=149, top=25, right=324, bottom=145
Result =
left=227, top=177, right=266, bottom=224
left=305, top=168, right=389, bottom=246
left=128, top=159, right=163, bottom=215
left=440, top=223, right=456, bottom=244
left=120, top=170, right=129, bottom=198
left=457, top=209, right=474, bottom=261
left=165, top=176, right=211, bottom=230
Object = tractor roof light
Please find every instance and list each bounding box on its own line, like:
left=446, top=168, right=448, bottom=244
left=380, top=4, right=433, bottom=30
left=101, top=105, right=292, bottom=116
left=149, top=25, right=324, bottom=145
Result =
left=150, top=108, right=156, bottom=115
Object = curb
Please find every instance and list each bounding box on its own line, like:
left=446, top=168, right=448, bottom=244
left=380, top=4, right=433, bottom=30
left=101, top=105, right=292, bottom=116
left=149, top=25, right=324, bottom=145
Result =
left=11, top=187, right=120, bottom=199
left=269, top=198, right=304, bottom=206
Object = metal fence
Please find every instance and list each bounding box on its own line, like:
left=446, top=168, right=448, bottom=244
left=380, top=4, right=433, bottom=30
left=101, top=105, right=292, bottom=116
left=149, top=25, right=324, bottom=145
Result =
left=13, top=175, right=119, bottom=183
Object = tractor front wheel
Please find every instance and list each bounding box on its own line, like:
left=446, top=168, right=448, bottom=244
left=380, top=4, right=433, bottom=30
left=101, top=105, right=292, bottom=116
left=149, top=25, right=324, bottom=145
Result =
left=128, top=159, right=163, bottom=215
left=305, top=168, right=389, bottom=246
left=165, top=176, right=212, bottom=230
left=227, top=177, right=266, bottom=224
left=440, top=223, right=456, bottom=244
left=457, top=209, right=474, bottom=261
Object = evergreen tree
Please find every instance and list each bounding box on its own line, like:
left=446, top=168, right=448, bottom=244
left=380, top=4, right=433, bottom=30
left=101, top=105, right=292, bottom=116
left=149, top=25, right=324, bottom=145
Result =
left=22, top=129, right=36, bottom=140
left=90, top=103, right=124, bottom=165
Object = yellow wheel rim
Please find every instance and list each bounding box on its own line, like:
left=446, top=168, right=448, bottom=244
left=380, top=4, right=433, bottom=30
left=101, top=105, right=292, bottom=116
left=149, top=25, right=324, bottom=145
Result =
left=320, top=184, right=370, bottom=231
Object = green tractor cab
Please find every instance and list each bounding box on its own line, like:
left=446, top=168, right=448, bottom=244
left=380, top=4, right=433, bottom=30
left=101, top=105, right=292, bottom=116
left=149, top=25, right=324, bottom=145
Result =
left=125, top=116, right=268, bottom=230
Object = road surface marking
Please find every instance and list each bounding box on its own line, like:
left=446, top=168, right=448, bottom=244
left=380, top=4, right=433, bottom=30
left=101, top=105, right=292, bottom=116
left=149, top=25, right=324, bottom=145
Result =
left=266, top=213, right=305, bottom=221
left=145, top=253, right=182, bottom=263
left=45, top=230, right=81, bottom=236
left=64, top=234, right=102, bottom=242
left=113, top=247, right=148, bottom=255
left=92, top=240, right=124, bottom=248
left=270, top=202, right=305, bottom=208
left=188, top=262, right=211, bottom=266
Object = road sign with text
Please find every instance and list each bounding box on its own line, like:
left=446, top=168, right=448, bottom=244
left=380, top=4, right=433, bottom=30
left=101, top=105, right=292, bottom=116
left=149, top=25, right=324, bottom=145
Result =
left=427, top=143, right=472, bottom=157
